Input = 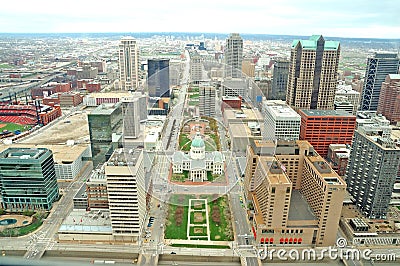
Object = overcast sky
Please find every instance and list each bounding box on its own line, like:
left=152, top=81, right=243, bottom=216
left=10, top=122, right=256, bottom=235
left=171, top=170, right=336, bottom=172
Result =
left=1, top=0, right=399, bottom=38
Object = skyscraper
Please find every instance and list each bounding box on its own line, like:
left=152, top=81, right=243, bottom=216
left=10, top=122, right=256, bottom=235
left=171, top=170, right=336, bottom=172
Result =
left=199, top=85, right=216, bottom=117
left=224, top=33, right=243, bottom=78
left=148, top=58, right=170, bottom=98
left=118, top=37, right=139, bottom=91
left=122, top=97, right=141, bottom=139
left=286, top=35, right=340, bottom=110
left=377, top=74, right=400, bottom=124
left=190, top=51, right=204, bottom=84
left=0, top=148, right=59, bottom=211
left=271, top=59, right=289, bottom=100
left=361, top=53, right=400, bottom=111
left=345, top=122, right=400, bottom=219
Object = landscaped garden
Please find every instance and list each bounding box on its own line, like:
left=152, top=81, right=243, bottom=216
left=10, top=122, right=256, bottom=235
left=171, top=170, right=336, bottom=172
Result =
left=0, top=210, right=48, bottom=237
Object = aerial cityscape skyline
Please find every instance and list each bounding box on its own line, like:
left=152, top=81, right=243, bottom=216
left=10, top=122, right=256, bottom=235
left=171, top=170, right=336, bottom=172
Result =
left=1, top=0, right=400, bottom=39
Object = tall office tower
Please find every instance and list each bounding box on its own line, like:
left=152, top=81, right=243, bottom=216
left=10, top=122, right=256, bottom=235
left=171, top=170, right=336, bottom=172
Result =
left=299, top=109, right=356, bottom=157
left=148, top=58, right=170, bottom=98
left=361, top=53, right=400, bottom=111
left=224, top=33, right=243, bottom=78
left=286, top=35, right=340, bottom=110
left=245, top=140, right=346, bottom=247
left=88, top=103, right=123, bottom=168
left=118, top=37, right=139, bottom=91
left=190, top=51, right=204, bottom=83
left=377, top=74, right=400, bottom=124
left=105, top=148, right=145, bottom=242
left=0, top=148, right=59, bottom=211
left=122, top=97, right=140, bottom=139
left=199, top=85, right=216, bottom=117
left=345, top=123, right=400, bottom=219
left=263, top=100, right=300, bottom=141
left=271, top=59, right=289, bottom=100
left=335, top=84, right=360, bottom=115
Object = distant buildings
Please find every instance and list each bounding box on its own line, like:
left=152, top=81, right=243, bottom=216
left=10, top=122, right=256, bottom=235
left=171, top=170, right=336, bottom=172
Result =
left=105, top=148, right=145, bottom=242
left=377, top=74, right=400, bottom=124
left=190, top=51, right=204, bottom=83
left=286, top=35, right=340, bottom=110
left=335, top=84, right=360, bottom=115
left=221, top=78, right=247, bottom=98
left=262, top=100, right=300, bottom=141
left=345, top=121, right=400, bottom=219
left=118, top=37, right=139, bottom=91
left=224, top=33, right=243, bottom=78
left=271, top=59, right=289, bottom=101
left=299, top=109, right=356, bottom=157
left=244, top=140, right=346, bottom=247
left=0, top=148, right=59, bottom=211
left=199, top=85, right=216, bottom=117
left=361, top=53, right=400, bottom=111
left=147, top=58, right=170, bottom=98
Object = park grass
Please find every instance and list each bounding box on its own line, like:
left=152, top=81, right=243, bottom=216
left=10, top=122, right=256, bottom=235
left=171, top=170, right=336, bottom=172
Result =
left=171, top=243, right=230, bottom=249
left=0, top=63, right=12, bottom=69
left=171, top=171, right=189, bottom=182
left=189, top=226, right=208, bottom=236
left=179, top=133, right=191, bottom=151
left=189, top=93, right=199, bottom=99
left=208, top=195, right=233, bottom=241
left=165, top=194, right=193, bottom=240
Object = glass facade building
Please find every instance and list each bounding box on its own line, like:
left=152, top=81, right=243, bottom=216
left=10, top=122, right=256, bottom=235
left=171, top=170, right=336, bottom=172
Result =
left=0, top=148, right=59, bottom=211
left=148, top=59, right=170, bottom=98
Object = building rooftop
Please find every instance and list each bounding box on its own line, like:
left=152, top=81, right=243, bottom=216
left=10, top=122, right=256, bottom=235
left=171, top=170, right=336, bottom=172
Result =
left=300, top=109, right=354, bottom=117
left=264, top=102, right=300, bottom=120
left=90, top=102, right=121, bottom=115
left=259, top=157, right=291, bottom=185
left=292, top=35, right=339, bottom=51
left=59, top=209, right=112, bottom=235
left=0, top=147, right=47, bottom=160
left=88, top=92, right=132, bottom=98
left=288, top=190, right=317, bottom=221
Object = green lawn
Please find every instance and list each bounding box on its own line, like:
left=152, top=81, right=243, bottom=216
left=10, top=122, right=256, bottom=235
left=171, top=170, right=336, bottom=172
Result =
left=190, top=211, right=206, bottom=224
left=165, top=194, right=193, bottom=240
left=208, top=196, right=233, bottom=241
left=171, top=244, right=230, bottom=249
left=0, top=63, right=12, bottom=69
left=0, top=211, right=47, bottom=237
left=171, top=171, right=189, bottom=182
left=179, top=133, right=191, bottom=151
left=0, top=123, right=29, bottom=133
left=189, top=226, right=208, bottom=236
left=189, top=93, right=199, bottom=99
left=188, top=100, right=198, bottom=106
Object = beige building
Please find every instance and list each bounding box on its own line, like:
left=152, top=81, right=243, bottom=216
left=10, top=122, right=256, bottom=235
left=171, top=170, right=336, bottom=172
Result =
left=244, top=140, right=346, bottom=247
left=105, top=148, right=146, bottom=242
left=286, top=35, right=340, bottom=110
left=119, top=37, right=139, bottom=90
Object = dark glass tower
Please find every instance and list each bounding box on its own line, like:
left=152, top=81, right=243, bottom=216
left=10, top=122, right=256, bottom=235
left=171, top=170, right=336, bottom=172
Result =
left=148, top=59, right=170, bottom=98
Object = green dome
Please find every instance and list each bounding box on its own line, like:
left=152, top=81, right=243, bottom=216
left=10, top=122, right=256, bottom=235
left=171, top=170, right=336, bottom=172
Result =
left=191, top=136, right=205, bottom=148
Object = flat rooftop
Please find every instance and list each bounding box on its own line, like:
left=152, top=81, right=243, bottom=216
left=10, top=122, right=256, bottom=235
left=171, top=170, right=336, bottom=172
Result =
left=90, top=102, right=121, bottom=115
left=59, top=209, right=112, bottom=234
left=288, top=190, right=317, bottom=221
left=0, top=147, right=46, bottom=160
left=264, top=102, right=300, bottom=119
left=88, top=92, right=132, bottom=98
left=300, top=109, right=354, bottom=117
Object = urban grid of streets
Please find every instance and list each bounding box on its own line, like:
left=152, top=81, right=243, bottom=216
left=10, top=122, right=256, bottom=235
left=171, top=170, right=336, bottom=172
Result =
left=0, top=44, right=399, bottom=266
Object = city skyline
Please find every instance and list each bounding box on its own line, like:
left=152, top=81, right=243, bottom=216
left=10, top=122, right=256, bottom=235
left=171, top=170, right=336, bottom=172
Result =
left=1, top=0, right=400, bottom=39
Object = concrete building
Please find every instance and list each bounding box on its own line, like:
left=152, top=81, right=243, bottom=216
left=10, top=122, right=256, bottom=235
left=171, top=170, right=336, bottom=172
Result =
left=224, top=33, right=243, bottom=78
left=228, top=123, right=262, bottom=153
left=105, top=148, right=146, bottom=242
left=286, top=35, right=340, bottom=110
left=73, top=184, right=88, bottom=210
left=361, top=53, right=400, bottom=111
left=345, top=123, right=400, bottom=219
left=335, top=84, right=360, bottom=115
left=326, top=144, right=350, bottom=176
left=199, top=85, right=216, bottom=117
left=221, top=78, right=248, bottom=98
left=244, top=140, right=346, bottom=247
left=87, top=168, right=109, bottom=210
left=271, top=59, right=289, bottom=101
left=121, top=97, right=141, bottom=139
left=59, top=92, right=83, bottom=107
left=242, top=58, right=255, bottom=78
left=263, top=100, right=300, bottom=141
left=190, top=51, right=204, bottom=83
left=299, top=109, right=356, bottom=157
left=377, top=74, right=400, bottom=124
left=0, top=148, right=59, bottom=211
left=88, top=103, right=123, bottom=168
left=119, top=37, right=139, bottom=91
left=147, top=58, right=170, bottom=98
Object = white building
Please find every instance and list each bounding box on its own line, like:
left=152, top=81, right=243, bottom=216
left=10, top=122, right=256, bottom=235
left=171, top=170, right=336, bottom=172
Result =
left=224, top=33, right=243, bottom=78
left=119, top=37, right=139, bottom=91
left=335, top=84, right=360, bottom=115
left=190, top=51, right=204, bottom=83
left=172, top=133, right=225, bottom=182
left=105, top=148, right=145, bottom=242
left=221, top=78, right=248, bottom=98
left=199, top=85, right=216, bottom=117
left=263, top=100, right=301, bottom=141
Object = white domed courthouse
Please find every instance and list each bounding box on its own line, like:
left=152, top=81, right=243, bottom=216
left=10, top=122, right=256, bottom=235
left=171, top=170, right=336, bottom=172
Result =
left=172, top=132, right=225, bottom=182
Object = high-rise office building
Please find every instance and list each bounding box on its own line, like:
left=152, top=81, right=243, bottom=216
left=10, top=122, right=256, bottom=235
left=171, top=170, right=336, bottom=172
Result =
left=122, top=97, right=141, bottom=139
left=190, top=51, right=204, bottom=83
left=335, top=84, right=360, bottom=115
left=0, top=148, right=59, bottom=211
left=118, top=37, right=139, bottom=91
left=148, top=58, right=170, bottom=98
left=299, top=109, right=356, bottom=157
left=244, top=140, right=346, bottom=247
left=88, top=103, right=123, bottom=168
left=286, top=35, right=340, bottom=110
left=361, top=53, right=400, bottom=111
left=271, top=59, right=289, bottom=100
left=224, top=33, right=243, bottom=78
left=345, top=123, right=400, bottom=219
left=263, top=100, right=300, bottom=141
left=105, top=148, right=145, bottom=242
left=199, top=85, right=216, bottom=117
left=377, top=74, right=400, bottom=124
